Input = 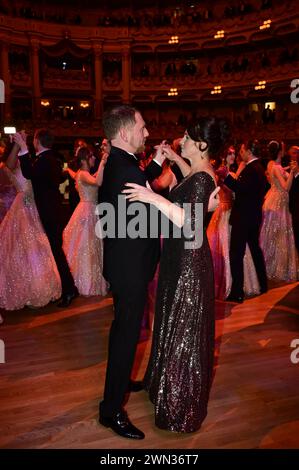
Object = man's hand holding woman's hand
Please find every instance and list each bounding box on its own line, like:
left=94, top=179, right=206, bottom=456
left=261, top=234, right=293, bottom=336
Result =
left=12, top=131, right=28, bottom=153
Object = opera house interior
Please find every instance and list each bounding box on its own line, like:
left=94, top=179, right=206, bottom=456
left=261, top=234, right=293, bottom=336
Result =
left=0, top=0, right=298, bottom=457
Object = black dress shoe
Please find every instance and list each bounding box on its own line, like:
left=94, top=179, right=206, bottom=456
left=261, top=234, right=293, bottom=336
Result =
left=99, top=409, right=144, bottom=440
left=57, top=289, right=79, bottom=308
left=128, top=380, right=144, bottom=392
left=226, top=294, right=244, bottom=303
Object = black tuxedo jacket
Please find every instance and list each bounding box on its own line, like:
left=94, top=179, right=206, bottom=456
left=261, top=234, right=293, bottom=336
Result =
left=289, top=174, right=299, bottom=221
left=224, top=159, right=268, bottom=226
left=19, top=150, right=65, bottom=233
left=100, top=146, right=162, bottom=287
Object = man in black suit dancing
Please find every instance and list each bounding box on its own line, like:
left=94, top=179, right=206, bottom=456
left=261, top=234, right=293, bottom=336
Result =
left=15, top=129, right=77, bottom=308
left=99, top=105, right=163, bottom=440
left=224, top=139, right=268, bottom=303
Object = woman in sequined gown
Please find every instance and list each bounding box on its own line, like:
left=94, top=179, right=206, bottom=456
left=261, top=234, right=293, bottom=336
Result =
left=260, top=141, right=298, bottom=281
left=63, top=147, right=108, bottom=296
left=0, top=158, right=61, bottom=311
left=124, top=117, right=229, bottom=433
left=0, top=162, right=16, bottom=225
left=207, top=149, right=260, bottom=299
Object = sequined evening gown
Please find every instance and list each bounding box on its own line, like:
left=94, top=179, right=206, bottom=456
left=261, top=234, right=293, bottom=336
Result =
left=0, top=165, right=16, bottom=224
left=260, top=164, right=298, bottom=281
left=0, top=165, right=61, bottom=310
left=207, top=167, right=260, bottom=299
left=63, top=170, right=108, bottom=296
left=144, top=171, right=215, bottom=433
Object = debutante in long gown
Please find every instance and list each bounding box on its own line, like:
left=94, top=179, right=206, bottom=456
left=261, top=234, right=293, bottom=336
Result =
left=260, top=164, right=298, bottom=281
left=0, top=164, right=16, bottom=224
left=207, top=167, right=260, bottom=299
left=0, top=165, right=61, bottom=310
left=63, top=170, right=108, bottom=296
left=144, top=172, right=215, bottom=433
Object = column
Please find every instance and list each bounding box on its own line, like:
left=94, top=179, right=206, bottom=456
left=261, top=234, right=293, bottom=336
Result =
left=122, top=45, right=131, bottom=104
left=0, top=40, right=11, bottom=120
left=93, top=42, right=103, bottom=120
left=30, top=39, right=41, bottom=120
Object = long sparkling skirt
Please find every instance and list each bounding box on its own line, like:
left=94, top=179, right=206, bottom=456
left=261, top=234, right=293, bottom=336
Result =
left=260, top=188, right=298, bottom=281
left=63, top=201, right=108, bottom=296
left=0, top=193, right=61, bottom=310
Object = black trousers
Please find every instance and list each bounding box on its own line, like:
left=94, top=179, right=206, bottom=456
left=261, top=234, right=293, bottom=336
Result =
left=291, top=215, right=299, bottom=254
left=42, top=218, right=75, bottom=296
left=100, top=278, right=148, bottom=417
left=229, top=219, right=267, bottom=297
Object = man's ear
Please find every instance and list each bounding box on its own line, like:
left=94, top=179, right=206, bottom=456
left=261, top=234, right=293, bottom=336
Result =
left=119, top=127, right=128, bottom=143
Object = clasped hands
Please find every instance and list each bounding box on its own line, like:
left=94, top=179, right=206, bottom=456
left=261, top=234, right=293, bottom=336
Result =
left=152, top=140, right=179, bottom=165
left=11, top=131, right=28, bottom=153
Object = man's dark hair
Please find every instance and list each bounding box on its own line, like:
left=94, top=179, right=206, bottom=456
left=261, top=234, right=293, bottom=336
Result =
left=35, top=128, right=54, bottom=149
left=243, top=139, right=261, bottom=158
left=102, top=105, right=139, bottom=140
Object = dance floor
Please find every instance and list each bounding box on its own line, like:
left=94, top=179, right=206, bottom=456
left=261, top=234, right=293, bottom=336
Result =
left=0, top=282, right=299, bottom=449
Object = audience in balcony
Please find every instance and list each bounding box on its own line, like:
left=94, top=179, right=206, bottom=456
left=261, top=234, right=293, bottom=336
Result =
left=3, top=0, right=283, bottom=28
left=224, top=2, right=254, bottom=18
left=133, top=44, right=297, bottom=83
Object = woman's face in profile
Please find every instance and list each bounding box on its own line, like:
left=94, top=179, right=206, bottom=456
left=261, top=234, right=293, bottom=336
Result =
left=180, top=133, right=195, bottom=160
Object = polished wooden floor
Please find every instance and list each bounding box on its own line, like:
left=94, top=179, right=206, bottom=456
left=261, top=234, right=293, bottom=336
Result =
left=0, top=282, right=299, bottom=449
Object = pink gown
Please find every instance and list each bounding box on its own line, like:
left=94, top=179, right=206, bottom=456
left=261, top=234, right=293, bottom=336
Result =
left=260, top=164, right=298, bottom=281
left=0, top=165, right=61, bottom=310
left=207, top=167, right=260, bottom=299
left=0, top=165, right=16, bottom=224
left=63, top=170, right=108, bottom=296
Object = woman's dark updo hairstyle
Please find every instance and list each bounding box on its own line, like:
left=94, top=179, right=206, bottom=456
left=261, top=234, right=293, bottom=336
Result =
left=77, top=147, right=92, bottom=168
left=187, top=117, right=231, bottom=158
left=267, top=140, right=283, bottom=161
left=243, top=139, right=261, bottom=158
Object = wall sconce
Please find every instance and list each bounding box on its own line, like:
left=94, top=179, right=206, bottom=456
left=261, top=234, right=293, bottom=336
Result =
left=254, top=80, right=266, bottom=90
left=211, top=86, right=222, bottom=94
left=169, top=36, right=179, bottom=44
left=259, top=19, right=271, bottom=30
left=214, top=30, right=225, bottom=39
left=80, top=102, right=90, bottom=108
left=41, top=100, right=50, bottom=107
left=168, top=88, right=178, bottom=96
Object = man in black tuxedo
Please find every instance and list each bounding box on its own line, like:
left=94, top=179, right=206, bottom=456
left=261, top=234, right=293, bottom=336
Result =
left=15, top=129, right=77, bottom=308
left=224, top=140, right=268, bottom=302
left=98, top=105, right=163, bottom=440
left=289, top=150, right=299, bottom=254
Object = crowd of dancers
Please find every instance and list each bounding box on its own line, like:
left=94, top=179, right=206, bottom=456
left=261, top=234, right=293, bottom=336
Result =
left=0, top=108, right=298, bottom=438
